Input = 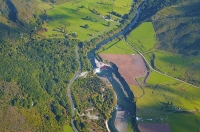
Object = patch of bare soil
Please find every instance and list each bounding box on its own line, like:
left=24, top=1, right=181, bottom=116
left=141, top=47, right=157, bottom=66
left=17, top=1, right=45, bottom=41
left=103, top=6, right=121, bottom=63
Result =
left=100, top=54, right=147, bottom=85
left=138, top=123, right=171, bottom=132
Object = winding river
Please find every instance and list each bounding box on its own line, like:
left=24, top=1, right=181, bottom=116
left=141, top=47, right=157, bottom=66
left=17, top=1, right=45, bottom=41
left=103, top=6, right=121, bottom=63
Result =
left=69, top=3, right=143, bottom=132
left=87, top=6, right=142, bottom=132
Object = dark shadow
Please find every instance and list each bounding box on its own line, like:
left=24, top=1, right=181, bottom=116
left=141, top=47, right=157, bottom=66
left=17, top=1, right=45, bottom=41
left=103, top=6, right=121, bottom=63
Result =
left=101, top=23, right=108, bottom=26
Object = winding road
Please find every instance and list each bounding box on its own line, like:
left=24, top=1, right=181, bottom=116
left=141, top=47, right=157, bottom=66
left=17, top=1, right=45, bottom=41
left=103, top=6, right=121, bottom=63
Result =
left=123, top=38, right=200, bottom=88
left=67, top=46, right=81, bottom=132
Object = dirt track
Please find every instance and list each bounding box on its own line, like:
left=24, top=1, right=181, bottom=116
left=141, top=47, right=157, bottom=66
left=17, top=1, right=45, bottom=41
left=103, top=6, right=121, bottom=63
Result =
left=100, top=54, right=147, bottom=85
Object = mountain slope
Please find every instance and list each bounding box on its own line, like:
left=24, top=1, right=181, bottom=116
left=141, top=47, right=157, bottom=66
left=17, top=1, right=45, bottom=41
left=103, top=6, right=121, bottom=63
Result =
left=152, top=0, right=200, bottom=56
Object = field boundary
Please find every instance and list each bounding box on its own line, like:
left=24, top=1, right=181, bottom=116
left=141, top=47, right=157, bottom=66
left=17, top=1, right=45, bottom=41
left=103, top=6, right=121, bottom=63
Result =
left=123, top=38, right=200, bottom=89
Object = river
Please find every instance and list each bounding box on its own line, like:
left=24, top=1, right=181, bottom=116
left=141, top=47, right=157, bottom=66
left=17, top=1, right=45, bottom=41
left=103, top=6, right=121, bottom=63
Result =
left=68, top=2, right=143, bottom=132
left=87, top=6, right=142, bottom=132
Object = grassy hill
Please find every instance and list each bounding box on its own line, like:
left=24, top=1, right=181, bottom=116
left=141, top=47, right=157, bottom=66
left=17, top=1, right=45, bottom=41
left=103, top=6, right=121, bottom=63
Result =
left=126, top=21, right=200, bottom=87
left=152, top=0, right=200, bottom=56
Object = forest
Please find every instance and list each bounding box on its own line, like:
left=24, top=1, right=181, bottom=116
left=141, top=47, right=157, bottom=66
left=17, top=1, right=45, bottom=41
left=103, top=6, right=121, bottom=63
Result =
left=0, top=38, right=79, bottom=131
left=71, top=76, right=116, bottom=132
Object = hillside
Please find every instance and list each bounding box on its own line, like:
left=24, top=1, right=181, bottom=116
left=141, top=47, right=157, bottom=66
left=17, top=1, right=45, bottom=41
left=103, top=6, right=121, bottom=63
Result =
left=152, top=0, right=200, bottom=56
left=0, top=38, right=80, bottom=131
left=0, top=0, right=133, bottom=131
left=150, top=0, right=200, bottom=86
left=0, top=0, right=199, bottom=131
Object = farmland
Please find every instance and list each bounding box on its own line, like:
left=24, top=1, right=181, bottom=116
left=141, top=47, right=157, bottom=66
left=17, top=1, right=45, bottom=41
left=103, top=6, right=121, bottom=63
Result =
left=96, top=13, right=200, bottom=132
left=123, top=15, right=200, bottom=131
left=126, top=22, right=200, bottom=86
left=40, top=0, right=133, bottom=41
left=0, top=0, right=200, bottom=131
left=97, top=39, right=137, bottom=54
left=136, top=71, right=200, bottom=132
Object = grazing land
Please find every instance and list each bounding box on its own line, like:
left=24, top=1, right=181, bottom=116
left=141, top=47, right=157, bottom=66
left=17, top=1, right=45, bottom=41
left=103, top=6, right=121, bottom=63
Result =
left=41, top=0, right=132, bottom=40
left=98, top=39, right=137, bottom=54
left=136, top=71, right=200, bottom=132
left=124, top=18, right=200, bottom=131
left=97, top=3, right=200, bottom=130
left=126, top=21, right=200, bottom=86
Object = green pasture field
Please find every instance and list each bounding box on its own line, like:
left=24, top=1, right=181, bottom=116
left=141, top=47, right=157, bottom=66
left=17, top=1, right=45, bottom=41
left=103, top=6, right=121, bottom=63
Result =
left=127, top=22, right=156, bottom=53
left=98, top=39, right=137, bottom=54
left=113, top=0, right=133, bottom=16
left=145, top=51, right=200, bottom=81
left=41, top=0, right=132, bottom=41
left=124, top=21, right=200, bottom=131
left=126, top=22, right=200, bottom=85
left=129, top=85, right=143, bottom=99
left=63, top=125, right=73, bottom=132
left=136, top=71, right=200, bottom=131
left=167, top=113, right=199, bottom=132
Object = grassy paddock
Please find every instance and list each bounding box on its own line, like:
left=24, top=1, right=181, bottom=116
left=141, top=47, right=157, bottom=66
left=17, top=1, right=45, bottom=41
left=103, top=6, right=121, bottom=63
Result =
left=127, top=22, right=156, bottom=53
left=63, top=125, right=73, bottom=132
left=126, top=22, right=200, bottom=85
left=41, top=0, right=132, bottom=40
left=98, top=39, right=137, bottom=54
left=136, top=71, right=200, bottom=131
left=167, top=113, right=199, bottom=132
left=129, top=85, right=143, bottom=99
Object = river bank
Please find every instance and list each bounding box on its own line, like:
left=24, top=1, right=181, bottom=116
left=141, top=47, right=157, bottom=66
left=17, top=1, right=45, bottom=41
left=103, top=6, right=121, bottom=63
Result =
left=87, top=2, right=143, bottom=131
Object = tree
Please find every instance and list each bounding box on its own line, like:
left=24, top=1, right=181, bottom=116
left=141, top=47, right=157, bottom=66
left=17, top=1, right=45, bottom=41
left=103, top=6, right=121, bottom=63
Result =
left=107, top=22, right=110, bottom=27
left=84, top=24, right=89, bottom=29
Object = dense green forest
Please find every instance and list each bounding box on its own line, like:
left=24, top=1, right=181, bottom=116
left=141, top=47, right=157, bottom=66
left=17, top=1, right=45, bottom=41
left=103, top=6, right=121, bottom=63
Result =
left=71, top=76, right=116, bottom=132
left=0, top=38, right=79, bottom=131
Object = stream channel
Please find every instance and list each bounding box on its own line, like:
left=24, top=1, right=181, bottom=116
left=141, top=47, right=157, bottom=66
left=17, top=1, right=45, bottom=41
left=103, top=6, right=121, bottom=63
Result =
left=87, top=6, right=142, bottom=132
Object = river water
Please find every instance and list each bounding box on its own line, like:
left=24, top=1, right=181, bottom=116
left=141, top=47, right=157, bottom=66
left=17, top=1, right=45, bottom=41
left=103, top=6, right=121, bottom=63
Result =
left=87, top=6, right=142, bottom=132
